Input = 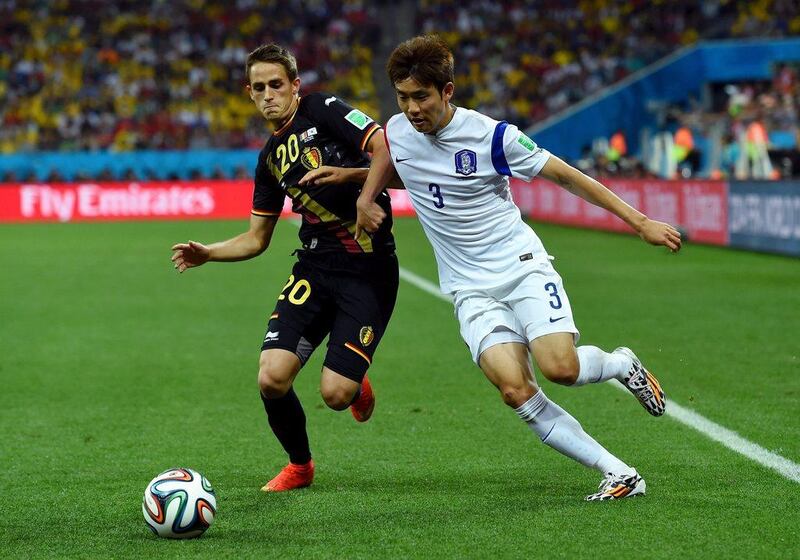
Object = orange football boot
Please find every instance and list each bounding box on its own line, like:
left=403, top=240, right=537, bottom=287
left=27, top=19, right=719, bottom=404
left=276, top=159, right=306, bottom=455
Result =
left=350, top=375, right=375, bottom=422
left=260, top=460, right=314, bottom=492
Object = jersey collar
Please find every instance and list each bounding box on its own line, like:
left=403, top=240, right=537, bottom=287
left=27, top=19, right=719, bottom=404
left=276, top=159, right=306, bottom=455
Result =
left=429, top=105, right=460, bottom=139
left=272, top=96, right=301, bottom=137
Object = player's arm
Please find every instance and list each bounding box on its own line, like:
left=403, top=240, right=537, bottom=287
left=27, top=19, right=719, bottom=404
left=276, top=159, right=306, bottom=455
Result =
left=171, top=214, right=279, bottom=273
left=299, top=165, right=404, bottom=189
left=299, top=130, right=404, bottom=189
left=356, top=131, right=396, bottom=235
left=538, top=155, right=682, bottom=252
left=363, top=130, right=404, bottom=189
left=300, top=166, right=369, bottom=187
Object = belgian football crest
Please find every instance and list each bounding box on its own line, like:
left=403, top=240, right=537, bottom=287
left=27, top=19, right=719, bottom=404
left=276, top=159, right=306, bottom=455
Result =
left=454, top=149, right=477, bottom=175
left=359, top=326, right=374, bottom=346
left=301, top=147, right=322, bottom=170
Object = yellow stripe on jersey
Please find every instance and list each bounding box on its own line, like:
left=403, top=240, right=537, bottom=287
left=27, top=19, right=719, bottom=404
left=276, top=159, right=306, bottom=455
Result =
left=252, top=208, right=281, bottom=217
left=286, top=186, right=373, bottom=253
left=345, top=342, right=372, bottom=365
left=360, top=123, right=381, bottom=152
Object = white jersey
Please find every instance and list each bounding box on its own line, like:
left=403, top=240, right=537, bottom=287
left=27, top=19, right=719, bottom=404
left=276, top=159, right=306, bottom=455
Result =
left=385, top=107, right=552, bottom=293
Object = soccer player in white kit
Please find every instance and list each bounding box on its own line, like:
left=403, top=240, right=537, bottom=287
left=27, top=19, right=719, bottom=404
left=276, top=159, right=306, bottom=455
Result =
left=356, top=35, right=682, bottom=500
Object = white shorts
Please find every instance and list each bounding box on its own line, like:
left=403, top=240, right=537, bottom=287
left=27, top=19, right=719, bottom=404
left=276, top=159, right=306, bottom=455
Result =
left=453, top=261, right=579, bottom=365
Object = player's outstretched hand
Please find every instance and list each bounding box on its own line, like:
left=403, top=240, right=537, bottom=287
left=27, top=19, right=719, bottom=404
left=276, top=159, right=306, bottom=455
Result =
left=171, top=240, right=210, bottom=273
left=638, top=219, right=682, bottom=252
left=355, top=198, right=386, bottom=238
left=299, top=166, right=348, bottom=186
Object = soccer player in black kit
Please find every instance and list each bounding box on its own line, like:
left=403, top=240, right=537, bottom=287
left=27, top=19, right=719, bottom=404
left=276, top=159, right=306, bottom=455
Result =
left=171, top=44, right=399, bottom=492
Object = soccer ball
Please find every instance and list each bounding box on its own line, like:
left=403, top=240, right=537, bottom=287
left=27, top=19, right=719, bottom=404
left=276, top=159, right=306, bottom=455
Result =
left=142, top=468, right=217, bottom=539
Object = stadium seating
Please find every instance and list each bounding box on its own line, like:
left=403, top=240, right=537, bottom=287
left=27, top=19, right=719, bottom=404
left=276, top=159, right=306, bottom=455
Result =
left=1, top=0, right=798, bottom=180
left=0, top=0, right=381, bottom=156
left=416, top=0, right=799, bottom=130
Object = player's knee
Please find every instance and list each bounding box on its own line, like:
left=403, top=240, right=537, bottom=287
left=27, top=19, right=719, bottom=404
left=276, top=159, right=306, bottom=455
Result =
left=498, top=382, right=536, bottom=408
left=258, top=350, right=301, bottom=397
left=541, top=356, right=580, bottom=385
left=258, top=368, right=291, bottom=398
left=257, top=357, right=293, bottom=398
left=320, top=385, right=355, bottom=411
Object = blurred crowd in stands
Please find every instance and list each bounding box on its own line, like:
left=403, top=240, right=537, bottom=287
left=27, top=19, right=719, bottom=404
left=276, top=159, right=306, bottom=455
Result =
left=1, top=0, right=799, bottom=182
left=574, top=63, right=800, bottom=180
left=0, top=0, right=381, bottom=154
left=418, top=0, right=800, bottom=130
left=705, top=64, right=799, bottom=179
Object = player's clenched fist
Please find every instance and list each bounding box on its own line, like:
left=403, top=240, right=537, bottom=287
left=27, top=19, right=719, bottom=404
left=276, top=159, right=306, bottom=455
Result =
left=355, top=198, right=386, bottom=238
left=171, top=240, right=211, bottom=273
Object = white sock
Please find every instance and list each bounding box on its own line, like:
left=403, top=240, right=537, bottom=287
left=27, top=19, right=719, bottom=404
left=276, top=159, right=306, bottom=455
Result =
left=573, top=345, right=632, bottom=386
left=515, top=391, right=633, bottom=475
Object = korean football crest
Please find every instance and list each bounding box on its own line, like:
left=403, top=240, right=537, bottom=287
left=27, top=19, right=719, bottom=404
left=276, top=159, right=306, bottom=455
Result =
left=301, top=147, right=322, bottom=170
left=454, top=149, right=477, bottom=175
left=359, top=326, right=375, bottom=347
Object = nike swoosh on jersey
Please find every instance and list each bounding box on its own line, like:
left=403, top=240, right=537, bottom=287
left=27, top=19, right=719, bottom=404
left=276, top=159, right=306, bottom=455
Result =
left=395, top=156, right=412, bottom=163
left=549, top=316, right=566, bottom=323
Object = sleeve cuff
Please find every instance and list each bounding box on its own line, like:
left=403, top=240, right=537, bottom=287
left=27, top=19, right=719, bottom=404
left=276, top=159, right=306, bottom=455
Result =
left=360, top=123, right=382, bottom=152
left=251, top=209, right=281, bottom=217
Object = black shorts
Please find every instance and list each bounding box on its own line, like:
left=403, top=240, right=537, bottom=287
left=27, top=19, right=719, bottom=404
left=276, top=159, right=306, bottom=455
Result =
left=261, top=251, right=399, bottom=382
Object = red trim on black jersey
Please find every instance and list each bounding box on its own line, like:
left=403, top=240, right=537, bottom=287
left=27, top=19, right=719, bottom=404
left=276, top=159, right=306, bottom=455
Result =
left=360, top=123, right=381, bottom=152
left=271, top=96, right=301, bottom=137
left=327, top=222, right=362, bottom=253
left=334, top=229, right=362, bottom=253
left=251, top=208, right=281, bottom=217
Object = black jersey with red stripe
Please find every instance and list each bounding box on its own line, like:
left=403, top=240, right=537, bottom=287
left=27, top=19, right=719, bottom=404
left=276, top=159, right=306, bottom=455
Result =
left=252, top=92, right=395, bottom=256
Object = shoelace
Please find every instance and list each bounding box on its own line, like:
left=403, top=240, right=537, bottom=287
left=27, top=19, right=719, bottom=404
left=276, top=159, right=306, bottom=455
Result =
left=598, top=473, right=616, bottom=491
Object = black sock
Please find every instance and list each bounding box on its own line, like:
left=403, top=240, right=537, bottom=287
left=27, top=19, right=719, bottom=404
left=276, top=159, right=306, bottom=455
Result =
left=260, top=387, right=311, bottom=465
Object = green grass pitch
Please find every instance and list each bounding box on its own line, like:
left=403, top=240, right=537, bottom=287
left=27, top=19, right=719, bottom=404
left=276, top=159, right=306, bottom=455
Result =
left=1, top=218, right=798, bottom=558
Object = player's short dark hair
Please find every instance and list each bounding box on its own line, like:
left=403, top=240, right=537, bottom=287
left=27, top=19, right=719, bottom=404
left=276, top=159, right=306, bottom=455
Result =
left=386, top=35, right=454, bottom=93
left=245, top=44, right=298, bottom=83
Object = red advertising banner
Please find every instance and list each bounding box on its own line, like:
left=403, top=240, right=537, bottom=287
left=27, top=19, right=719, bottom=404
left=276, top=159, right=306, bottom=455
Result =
left=511, top=178, right=729, bottom=245
left=0, top=180, right=418, bottom=223
left=1, top=178, right=725, bottom=246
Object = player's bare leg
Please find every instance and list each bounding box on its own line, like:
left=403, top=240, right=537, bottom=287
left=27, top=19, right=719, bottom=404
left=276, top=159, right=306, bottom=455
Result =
left=531, top=333, right=666, bottom=416
left=319, top=367, right=375, bottom=422
left=481, top=342, right=642, bottom=499
left=478, top=342, right=538, bottom=407
left=529, top=332, right=581, bottom=386
left=258, top=349, right=314, bottom=492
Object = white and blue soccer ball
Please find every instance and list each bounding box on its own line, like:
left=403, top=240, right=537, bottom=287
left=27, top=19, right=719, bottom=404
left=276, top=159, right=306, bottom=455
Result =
left=142, top=468, right=217, bottom=539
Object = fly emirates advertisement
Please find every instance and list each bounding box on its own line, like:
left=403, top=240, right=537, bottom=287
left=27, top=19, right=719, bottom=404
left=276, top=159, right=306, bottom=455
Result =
left=1, top=178, right=731, bottom=249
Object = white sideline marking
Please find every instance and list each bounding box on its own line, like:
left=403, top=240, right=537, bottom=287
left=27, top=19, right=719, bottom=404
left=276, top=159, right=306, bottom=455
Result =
left=287, top=220, right=800, bottom=483
left=398, top=268, right=451, bottom=302
left=610, top=382, right=800, bottom=483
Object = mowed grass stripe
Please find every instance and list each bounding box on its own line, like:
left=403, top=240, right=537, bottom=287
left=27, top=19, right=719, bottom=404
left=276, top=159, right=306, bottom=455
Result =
left=383, top=223, right=800, bottom=484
